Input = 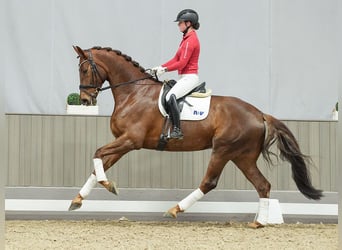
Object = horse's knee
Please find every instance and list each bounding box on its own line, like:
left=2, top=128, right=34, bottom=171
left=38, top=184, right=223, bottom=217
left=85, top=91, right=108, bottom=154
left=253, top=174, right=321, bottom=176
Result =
left=94, top=148, right=109, bottom=159
left=93, top=139, right=137, bottom=159
left=94, top=149, right=102, bottom=159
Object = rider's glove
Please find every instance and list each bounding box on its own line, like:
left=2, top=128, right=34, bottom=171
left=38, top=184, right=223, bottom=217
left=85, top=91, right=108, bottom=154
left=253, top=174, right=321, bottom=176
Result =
left=152, top=66, right=167, bottom=77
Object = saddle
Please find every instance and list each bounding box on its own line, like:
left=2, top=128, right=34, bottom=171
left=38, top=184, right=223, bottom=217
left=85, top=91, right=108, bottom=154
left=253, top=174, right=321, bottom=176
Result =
left=160, top=80, right=208, bottom=113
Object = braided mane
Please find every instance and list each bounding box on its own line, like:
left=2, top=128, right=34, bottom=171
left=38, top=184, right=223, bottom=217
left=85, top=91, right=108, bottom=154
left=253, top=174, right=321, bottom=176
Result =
left=91, top=46, right=146, bottom=73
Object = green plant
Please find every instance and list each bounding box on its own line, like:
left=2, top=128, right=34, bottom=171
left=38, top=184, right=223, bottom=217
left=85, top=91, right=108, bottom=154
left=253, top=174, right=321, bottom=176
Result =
left=67, top=93, right=81, bottom=105
left=336, top=102, right=338, bottom=112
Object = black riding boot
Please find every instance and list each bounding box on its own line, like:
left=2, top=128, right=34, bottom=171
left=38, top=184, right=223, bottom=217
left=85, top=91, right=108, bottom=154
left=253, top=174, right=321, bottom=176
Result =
left=167, top=94, right=183, bottom=139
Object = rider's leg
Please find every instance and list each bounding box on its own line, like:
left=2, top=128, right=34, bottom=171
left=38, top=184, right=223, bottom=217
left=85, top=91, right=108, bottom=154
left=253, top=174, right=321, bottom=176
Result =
left=166, top=74, right=199, bottom=139
left=165, top=74, right=200, bottom=100
left=167, top=94, right=183, bottom=139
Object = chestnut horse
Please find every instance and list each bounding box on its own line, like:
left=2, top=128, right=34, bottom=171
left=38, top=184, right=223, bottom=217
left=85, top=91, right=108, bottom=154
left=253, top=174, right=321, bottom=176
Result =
left=69, top=46, right=322, bottom=227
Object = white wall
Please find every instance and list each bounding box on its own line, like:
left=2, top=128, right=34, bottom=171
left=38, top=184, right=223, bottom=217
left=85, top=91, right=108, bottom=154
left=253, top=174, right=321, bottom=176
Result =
left=270, top=1, right=338, bottom=119
left=337, top=0, right=342, bottom=247
left=0, top=0, right=5, bottom=244
left=3, top=0, right=339, bottom=119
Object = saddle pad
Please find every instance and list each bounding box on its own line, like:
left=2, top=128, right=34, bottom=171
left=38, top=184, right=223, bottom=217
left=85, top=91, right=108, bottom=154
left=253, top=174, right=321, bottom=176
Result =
left=189, top=88, right=212, bottom=98
left=158, top=90, right=211, bottom=121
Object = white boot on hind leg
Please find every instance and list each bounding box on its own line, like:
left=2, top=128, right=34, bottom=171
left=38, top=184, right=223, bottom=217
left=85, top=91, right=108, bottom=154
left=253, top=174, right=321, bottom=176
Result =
left=256, top=198, right=269, bottom=225
left=250, top=198, right=284, bottom=228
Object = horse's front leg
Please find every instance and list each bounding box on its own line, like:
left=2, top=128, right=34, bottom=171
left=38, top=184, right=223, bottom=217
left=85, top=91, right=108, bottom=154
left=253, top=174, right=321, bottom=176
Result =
left=69, top=135, right=135, bottom=211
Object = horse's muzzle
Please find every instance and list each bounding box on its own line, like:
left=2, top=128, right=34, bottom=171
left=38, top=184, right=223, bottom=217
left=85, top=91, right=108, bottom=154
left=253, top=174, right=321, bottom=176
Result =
left=80, top=91, right=97, bottom=106
left=81, top=98, right=91, bottom=106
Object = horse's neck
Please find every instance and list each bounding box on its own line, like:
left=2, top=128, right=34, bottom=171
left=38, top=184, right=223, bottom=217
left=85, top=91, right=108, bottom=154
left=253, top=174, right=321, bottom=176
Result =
left=108, top=72, right=160, bottom=107
left=101, top=52, right=161, bottom=107
left=107, top=64, right=141, bottom=95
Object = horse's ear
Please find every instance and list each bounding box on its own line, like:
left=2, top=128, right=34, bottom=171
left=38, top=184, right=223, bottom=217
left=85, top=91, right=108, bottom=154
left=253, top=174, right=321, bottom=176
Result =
left=73, top=45, right=87, bottom=59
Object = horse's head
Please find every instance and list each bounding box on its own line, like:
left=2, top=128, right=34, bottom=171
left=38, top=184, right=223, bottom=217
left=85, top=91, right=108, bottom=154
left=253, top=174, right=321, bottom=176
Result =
left=73, top=45, right=108, bottom=105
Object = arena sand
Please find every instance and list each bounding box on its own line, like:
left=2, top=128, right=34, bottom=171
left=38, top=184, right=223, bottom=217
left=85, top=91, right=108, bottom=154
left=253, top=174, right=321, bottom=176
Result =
left=6, top=220, right=337, bottom=249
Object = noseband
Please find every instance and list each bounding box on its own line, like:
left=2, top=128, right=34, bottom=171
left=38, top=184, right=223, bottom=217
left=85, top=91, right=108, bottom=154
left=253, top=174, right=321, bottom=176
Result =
left=78, top=51, right=106, bottom=98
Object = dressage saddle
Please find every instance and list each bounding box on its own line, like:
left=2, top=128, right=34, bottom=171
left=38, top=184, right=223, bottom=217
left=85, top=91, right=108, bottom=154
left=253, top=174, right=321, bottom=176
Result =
left=161, top=80, right=207, bottom=113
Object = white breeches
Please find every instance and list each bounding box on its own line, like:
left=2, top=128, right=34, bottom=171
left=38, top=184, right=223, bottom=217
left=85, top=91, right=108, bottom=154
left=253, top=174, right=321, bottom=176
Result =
left=165, top=74, right=200, bottom=101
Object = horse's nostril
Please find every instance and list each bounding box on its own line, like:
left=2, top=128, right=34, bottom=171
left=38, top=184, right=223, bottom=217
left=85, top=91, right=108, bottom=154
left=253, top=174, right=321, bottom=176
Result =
left=81, top=99, right=90, bottom=106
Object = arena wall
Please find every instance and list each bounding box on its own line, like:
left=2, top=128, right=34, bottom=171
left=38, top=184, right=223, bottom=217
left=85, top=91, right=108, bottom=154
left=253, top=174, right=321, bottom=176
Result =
left=5, top=114, right=337, bottom=192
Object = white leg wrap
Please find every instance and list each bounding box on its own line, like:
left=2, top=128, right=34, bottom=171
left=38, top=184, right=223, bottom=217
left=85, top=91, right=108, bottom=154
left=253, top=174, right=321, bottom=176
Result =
left=79, top=174, right=97, bottom=199
left=256, top=198, right=269, bottom=225
left=178, top=188, right=204, bottom=211
left=93, top=158, right=107, bottom=182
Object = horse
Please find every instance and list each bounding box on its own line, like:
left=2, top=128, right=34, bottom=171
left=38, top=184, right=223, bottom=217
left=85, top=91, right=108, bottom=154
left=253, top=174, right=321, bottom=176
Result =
left=69, top=45, right=323, bottom=228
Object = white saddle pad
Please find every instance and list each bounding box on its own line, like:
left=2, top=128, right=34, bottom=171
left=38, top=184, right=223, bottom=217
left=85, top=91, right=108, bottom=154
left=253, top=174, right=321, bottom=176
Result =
left=158, top=89, right=211, bottom=121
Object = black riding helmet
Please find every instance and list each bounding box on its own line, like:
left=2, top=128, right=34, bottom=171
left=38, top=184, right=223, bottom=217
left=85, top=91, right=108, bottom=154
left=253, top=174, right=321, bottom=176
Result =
left=175, top=9, right=200, bottom=30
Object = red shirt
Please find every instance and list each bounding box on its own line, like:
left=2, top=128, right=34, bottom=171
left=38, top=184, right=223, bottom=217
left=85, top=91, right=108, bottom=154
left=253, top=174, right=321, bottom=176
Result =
left=162, top=31, right=200, bottom=75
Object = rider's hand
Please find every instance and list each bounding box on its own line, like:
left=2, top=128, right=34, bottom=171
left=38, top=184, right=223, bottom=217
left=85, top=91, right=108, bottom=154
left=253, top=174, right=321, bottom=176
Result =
left=152, top=66, right=167, bottom=77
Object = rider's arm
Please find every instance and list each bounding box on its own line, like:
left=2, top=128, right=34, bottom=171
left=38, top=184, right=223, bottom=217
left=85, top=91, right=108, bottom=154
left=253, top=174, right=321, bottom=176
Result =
left=162, top=41, right=194, bottom=72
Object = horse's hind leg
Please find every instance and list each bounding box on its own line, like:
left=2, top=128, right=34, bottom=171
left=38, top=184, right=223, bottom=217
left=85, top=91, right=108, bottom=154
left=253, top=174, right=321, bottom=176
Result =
left=234, top=158, right=271, bottom=198
left=164, top=151, right=228, bottom=218
left=233, top=157, right=271, bottom=228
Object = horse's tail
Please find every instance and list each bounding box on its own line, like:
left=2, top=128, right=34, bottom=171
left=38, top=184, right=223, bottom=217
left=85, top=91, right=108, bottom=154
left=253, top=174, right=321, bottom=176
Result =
left=261, top=114, right=323, bottom=200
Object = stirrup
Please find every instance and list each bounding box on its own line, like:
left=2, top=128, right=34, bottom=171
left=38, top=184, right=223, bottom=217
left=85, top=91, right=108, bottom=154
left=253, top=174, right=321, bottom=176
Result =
left=170, top=127, right=183, bottom=139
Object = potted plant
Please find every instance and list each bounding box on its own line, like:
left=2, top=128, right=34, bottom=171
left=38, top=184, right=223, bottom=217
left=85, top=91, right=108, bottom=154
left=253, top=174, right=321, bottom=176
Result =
left=66, top=93, right=99, bottom=115
left=67, top=93, right=81, bottom=105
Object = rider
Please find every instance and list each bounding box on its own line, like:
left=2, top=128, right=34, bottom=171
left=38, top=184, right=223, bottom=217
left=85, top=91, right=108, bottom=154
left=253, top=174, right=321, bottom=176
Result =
left=153, top=9, right=201, bottom=139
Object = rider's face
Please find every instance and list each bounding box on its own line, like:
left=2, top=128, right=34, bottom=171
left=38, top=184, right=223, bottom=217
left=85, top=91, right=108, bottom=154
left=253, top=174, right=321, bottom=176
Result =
left=178, top=21, right=189, bottom=33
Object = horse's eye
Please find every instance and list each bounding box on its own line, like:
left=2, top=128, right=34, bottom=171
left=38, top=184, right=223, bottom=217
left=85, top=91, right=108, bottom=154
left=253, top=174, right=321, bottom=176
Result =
left=82, top=69, right=88, bottom=74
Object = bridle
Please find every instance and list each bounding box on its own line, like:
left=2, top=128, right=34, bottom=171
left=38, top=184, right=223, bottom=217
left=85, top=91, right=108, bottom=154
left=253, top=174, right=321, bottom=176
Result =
left=78, top=50, right=107, bottom=100
left=78, top=50, right=156, bottom=98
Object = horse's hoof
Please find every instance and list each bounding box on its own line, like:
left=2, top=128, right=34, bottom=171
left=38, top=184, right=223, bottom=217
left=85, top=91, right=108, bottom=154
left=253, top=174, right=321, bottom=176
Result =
left=68, top=202, right=82, bottom=211
left=107, top=181, right=119, bottom=195
left=248, top=221, right=265, bottom=229
left=163, top=206, right=181, bottom=218
left=163, top=211, right=177, bottom=218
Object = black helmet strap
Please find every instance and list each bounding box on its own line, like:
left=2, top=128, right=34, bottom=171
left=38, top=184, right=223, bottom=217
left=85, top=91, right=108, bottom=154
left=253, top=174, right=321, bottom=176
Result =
left=182, top=22, right=191, bottom=36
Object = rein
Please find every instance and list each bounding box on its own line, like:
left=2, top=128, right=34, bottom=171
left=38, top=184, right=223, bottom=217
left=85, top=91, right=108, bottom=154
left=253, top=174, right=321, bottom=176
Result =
left=98, top=75, right=155, bottom=92
left=78, top=50, right=158, bottom=94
